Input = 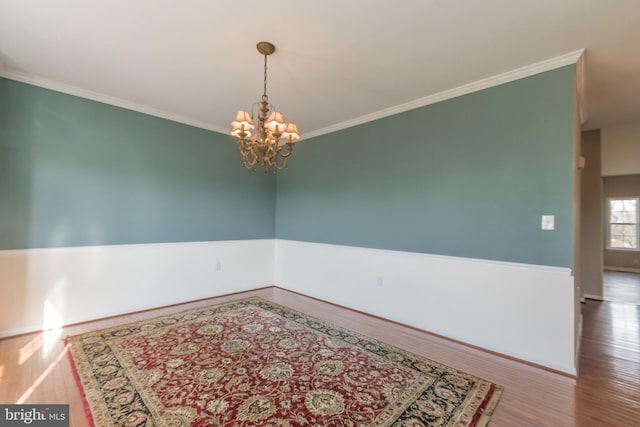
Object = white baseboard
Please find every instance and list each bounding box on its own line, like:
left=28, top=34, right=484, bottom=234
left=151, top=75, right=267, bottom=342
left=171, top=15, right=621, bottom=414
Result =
left=274, top=239, right=576, bottom=374
left=0, top=240, right=274, bottom=338
left=604, top=266, right=640, bottom=274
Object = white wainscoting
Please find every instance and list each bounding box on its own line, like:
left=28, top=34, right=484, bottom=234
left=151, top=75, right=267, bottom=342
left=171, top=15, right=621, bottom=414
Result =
left=0, top=240, right=274, bottom=338
left=1, top=238, right=577, bottom=374
left=274, top=239, right=576, bottom=374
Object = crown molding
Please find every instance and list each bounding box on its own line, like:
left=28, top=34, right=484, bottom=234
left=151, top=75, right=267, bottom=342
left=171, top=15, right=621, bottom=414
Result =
left=0, top=70, right=229, bottom=134
left=303, top=49, right=585, bottom=141
left=1, top=49, right=584, bottom=140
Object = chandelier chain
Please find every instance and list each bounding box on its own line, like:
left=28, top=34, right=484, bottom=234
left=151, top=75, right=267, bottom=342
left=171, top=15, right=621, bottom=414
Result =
left=262, top=54, right=268, bottom=101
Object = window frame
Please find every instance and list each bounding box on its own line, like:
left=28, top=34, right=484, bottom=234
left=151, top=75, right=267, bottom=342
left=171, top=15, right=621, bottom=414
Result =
left=606, top=197, right=640, bottom=251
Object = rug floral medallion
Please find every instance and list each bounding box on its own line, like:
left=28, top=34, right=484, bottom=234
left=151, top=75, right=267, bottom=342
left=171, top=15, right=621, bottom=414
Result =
left=67, top=297, right=502, bottom=426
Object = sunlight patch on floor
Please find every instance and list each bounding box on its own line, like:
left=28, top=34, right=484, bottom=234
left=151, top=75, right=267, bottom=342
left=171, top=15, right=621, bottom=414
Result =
left=19, top=334, right=43, bottom=365
left=19, top=301, right=66, bottom=365
left=16, top=344, right=69, bottom=404
left=43, top=328, right=63, bottom=358
left=611, top=302, right=640, bottom=354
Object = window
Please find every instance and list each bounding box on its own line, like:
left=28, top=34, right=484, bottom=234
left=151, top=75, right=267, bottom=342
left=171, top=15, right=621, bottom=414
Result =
left=607, top=198, right=639, bottom=250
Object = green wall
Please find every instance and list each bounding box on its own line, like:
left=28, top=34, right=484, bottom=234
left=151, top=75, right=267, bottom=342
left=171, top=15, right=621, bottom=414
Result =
left=1, top=66, right=576, bottom=267
left=276, top=67, right=576, bottom=268
left=0, top=78, right=275, bottom=250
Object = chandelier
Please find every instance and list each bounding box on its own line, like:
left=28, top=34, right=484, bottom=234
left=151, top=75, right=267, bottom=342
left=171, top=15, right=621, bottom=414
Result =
left=231, top=41, right=300, bottom=173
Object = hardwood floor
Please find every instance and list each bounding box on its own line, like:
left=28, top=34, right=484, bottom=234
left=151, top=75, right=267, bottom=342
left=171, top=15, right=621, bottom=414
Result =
left=578, top=301, right=640, bottom=426
left=603, top=271, right=640, bottom=305
left=1, top=287, right=639, bottom=426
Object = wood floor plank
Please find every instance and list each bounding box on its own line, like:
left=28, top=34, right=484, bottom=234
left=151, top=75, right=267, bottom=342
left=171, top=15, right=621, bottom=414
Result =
left=0, top=287, right=639, bottom=426
left=603, top=271, right=640, bottom=305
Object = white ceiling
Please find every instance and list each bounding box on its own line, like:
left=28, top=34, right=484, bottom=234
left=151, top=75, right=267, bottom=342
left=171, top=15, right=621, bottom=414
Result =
left=1, top=1, right=639, bottom=137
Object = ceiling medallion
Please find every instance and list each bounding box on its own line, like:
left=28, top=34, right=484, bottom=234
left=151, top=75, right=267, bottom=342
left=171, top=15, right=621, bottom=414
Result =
left=231, top=41, right=300, bottom=173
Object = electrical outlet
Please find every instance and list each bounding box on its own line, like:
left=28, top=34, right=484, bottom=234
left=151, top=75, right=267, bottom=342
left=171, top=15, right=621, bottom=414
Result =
left=376, top=276, right=383, bottom=287
left=542, top=215, right=555, bottom=230
left=216, top=262, right=222, bottom=271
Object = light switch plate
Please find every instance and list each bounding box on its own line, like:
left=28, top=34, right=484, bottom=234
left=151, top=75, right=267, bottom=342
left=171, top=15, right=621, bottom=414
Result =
left=542, top=215, right=555, bottom=230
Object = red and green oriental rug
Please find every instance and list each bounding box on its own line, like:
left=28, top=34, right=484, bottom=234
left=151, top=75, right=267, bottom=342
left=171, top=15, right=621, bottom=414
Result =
left=67, top=297, right=502, bottom=426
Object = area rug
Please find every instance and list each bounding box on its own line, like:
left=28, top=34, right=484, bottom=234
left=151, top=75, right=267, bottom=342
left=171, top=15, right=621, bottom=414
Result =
left=66, top=297, right=502, bottom=426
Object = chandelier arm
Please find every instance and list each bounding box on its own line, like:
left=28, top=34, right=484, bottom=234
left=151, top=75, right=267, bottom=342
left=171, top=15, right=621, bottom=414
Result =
left=240, top=153, right=254, bottom=170
left=249, top=149, right=260, bottom=168
left=240, top=149, right=251, bottom=169
left=277, top=143, right=294, bottom=158
left=239, top=140, right=253, bottom=158
left=268, top=139, right=279, bottom=157
left=243, top=145, right=259, bottom=169
left=238, top=141, right=249, bottom=159
left=275, top=155, right=289, bottom=170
